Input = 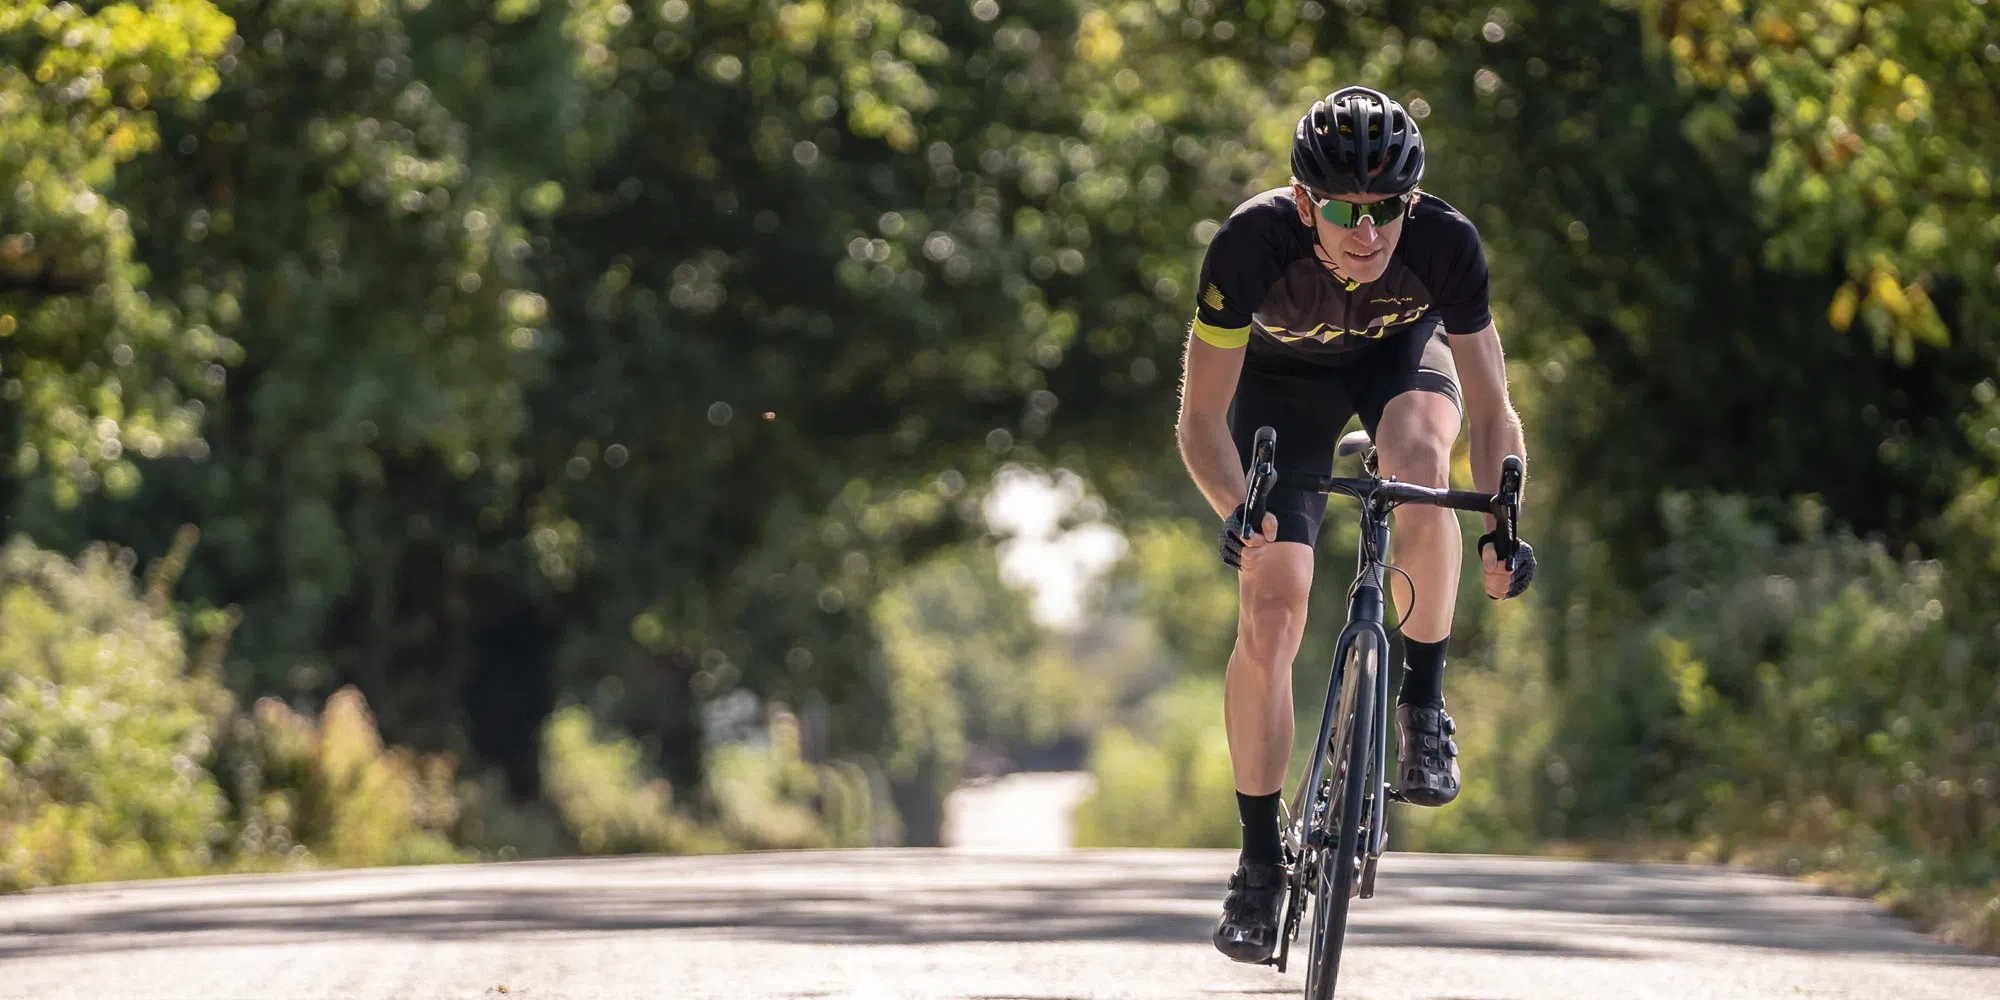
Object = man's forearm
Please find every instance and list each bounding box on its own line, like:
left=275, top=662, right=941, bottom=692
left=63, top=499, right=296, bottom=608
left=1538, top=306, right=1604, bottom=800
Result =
left=1179, top=416, right=1246, bottom=520
left=1469, top=404, right=1526, bottom=530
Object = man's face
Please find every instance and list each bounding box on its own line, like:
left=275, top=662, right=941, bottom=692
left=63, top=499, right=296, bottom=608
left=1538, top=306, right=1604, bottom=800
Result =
left=1292, top=183, right=1409, bottom=286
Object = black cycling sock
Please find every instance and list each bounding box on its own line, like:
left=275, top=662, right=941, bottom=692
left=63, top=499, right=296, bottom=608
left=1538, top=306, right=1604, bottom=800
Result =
left=1236, top=791, right=1284, bottom=865
left=1398, top=636, right=1449, bottom=707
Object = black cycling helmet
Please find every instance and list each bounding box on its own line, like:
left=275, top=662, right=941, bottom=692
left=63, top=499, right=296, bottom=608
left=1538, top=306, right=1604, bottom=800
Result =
left=1291, top=86, right=1425, bottom=196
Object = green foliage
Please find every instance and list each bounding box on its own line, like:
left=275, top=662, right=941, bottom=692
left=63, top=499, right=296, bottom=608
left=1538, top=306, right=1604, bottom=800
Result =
left=539, top=703, right=704, bottom=854
left=1650, top=496, right=1994, bottom=861
left=493, top=0, right=1304, bottom=787
left=0, top=532, right=473, bottom=888
left=447, top=768, right=568, bottom=861
left=539, top=701, right=882, bottom=853
left=1647, top=0, right=2000, bottom=360
left=1519, top=492, right=1998, bottom=943
left=707, top=710, right=842, bottom=849
left=0, top=0, right=239, bottom=503
left=1073, top=675, right=1237, bottom=849
left=215, top=687, right=468, bottom=868
left=1391, top=597, right=1556, bottom=856
left=870, top=539, right=1122, bottom=842
left=0, top=535, right=228, bottom=887
left=6, top=0, right=1312, bottom=809
left=97, top=0, right=550, bottom=716
left=1109, top=519, right=1240, bottom=676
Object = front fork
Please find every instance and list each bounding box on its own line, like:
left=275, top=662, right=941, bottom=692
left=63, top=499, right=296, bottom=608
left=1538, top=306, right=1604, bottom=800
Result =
left=1360, top=630, right=1392, bottom=898
left=1350, top=506, right=1395, bottom=898
left=1342, top=615, right=1394, bottom=901
left=1268, top=509, right=1399, bottom=970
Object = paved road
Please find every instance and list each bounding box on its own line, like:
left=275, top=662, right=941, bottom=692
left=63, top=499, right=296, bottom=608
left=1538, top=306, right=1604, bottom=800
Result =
left=0, top=850, right=1994, bottom=999
left=942, top=772, right=1098, bottom=851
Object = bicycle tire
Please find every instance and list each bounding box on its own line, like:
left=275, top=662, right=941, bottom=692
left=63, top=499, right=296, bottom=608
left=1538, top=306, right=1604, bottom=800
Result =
left=1303, top=637, right=1377, bottom=1000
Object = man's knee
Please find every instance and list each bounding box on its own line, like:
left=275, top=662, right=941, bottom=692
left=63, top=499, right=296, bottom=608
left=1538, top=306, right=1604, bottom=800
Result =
left=1381, top=436, right=1451, bottom=486
left=1237, top=551, right=1312, bottom=666
left=1377, top=393, right=1459, bottom=487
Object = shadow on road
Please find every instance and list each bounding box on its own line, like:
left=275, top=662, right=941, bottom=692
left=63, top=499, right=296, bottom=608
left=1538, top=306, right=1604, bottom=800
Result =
left=1370, top=857, right=1996, bottom=966
left=0, top=851, right=1989, bottom=969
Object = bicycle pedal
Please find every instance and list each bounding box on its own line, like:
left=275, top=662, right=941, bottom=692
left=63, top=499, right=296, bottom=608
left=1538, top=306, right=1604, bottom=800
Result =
left=1387, top=788, right=1412, bottom=805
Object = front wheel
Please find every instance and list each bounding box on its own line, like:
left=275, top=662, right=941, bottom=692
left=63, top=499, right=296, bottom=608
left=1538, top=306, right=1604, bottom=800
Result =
left=1303, top=638, right=1377, bottom=1000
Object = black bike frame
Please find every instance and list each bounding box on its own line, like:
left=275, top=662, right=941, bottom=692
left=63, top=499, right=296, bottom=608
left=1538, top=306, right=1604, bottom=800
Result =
left=1243, top=428, right=1522, bottom=983
left=1332, top=498, right=1394, bottom=874
left=1287, top=472, right=1502, bottom=870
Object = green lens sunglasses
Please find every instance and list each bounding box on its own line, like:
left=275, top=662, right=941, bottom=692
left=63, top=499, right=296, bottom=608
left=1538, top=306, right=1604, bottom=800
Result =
left=1305, top=189, right=1411, bottom=227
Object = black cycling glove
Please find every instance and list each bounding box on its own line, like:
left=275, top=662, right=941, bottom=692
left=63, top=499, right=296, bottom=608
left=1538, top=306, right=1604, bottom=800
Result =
left=1477, top=531, right=1537, bottom=599
left=1218, top=504, right=1253, bottom=571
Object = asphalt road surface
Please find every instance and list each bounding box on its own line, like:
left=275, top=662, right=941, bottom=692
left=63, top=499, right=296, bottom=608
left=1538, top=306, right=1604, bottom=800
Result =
left=1, top=850, right=1994, bottom=1000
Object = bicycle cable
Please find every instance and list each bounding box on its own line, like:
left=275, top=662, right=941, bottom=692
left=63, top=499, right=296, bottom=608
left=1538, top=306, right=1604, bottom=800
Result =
left=1382, top=561, right=1416, bottom=641
left=1355, top=498, right=1418, bottom=641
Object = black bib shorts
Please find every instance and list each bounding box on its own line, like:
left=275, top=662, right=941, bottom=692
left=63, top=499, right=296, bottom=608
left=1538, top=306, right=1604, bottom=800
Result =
left=1228, top=321, right=1462, bottom=548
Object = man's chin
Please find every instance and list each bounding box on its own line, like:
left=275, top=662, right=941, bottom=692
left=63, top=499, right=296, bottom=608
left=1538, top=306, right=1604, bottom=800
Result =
left=1339, top=262, right=1389, bottom=284
left=1339, top=250, right=1389, bottom=280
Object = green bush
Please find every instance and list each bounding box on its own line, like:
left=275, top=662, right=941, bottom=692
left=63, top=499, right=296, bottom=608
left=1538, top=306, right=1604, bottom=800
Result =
left=1533, top=493, right=2000, bottom=949
left=1073, top=675, right=1239, bottom=848
left=540, top=701, right=889, bottom=854
left=871, top=544, right=1112, bottom=844
left=1552, top=496, right=1997, bottom=855
left=0, top=538, right=230, bottom=889
left=450, top=767, right=571, bottom=861
left=0, top=534, right=477, bottom=888
left=707, top=709, right=838, bottom=849
left=214, top=688, right=469, bottom=869
left=1391, top=597, right=1557, bottom=856
left=540, top=704, right=708, bottom=855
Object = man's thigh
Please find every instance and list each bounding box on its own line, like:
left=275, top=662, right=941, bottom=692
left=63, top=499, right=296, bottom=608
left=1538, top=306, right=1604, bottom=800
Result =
left=1374, top=391, right=1461, bottom=483
left=1228, top=360, right=1356, bottom=548
left=1351, top=323, right=1462, bottom=451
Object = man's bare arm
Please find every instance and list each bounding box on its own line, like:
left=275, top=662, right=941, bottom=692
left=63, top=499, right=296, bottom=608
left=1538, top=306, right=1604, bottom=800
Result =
left=1448, top=321, right=1527, bottom=531
left=1177, top=331, right=1249, bottom=519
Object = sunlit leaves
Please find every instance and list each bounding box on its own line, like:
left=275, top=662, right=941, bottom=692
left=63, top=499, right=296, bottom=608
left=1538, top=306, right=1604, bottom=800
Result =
left=0, top=0, right=238, bottom=504
left=1648, top=0, right=2000, bottom=360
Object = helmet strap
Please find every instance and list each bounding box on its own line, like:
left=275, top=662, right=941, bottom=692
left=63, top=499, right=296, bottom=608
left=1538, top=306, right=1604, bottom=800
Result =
left=1309, top=226, right=1364, bottom=292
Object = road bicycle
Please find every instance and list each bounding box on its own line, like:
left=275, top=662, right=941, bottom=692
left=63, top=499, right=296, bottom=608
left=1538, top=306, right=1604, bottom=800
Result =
left=1238, top=425, right=1524, bottom=999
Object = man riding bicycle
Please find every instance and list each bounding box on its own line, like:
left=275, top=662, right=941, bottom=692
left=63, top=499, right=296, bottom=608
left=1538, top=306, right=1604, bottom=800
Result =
left=1174, top=86, right=1537, bottom=963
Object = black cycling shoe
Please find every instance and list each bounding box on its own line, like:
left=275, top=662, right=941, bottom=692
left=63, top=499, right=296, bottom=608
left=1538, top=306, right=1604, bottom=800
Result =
left=1396, top=702, right=1461, bottom=807
left=1212, top=861, right=1288, bottom=963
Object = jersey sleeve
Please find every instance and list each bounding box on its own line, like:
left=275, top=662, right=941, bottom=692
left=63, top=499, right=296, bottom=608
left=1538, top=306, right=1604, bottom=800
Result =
left=1432, top=212, right=1494, bottom=335
left=1191, top=209, right=1289, bottom=349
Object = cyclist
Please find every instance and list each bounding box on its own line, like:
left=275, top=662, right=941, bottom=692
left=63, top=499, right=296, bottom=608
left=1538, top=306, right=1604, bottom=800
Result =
left=1175, top=86, right=1538, bottom=963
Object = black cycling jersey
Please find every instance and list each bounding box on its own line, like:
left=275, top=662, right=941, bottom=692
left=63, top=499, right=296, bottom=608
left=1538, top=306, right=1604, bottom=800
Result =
left=1191, top=187, right=1492, bottom=362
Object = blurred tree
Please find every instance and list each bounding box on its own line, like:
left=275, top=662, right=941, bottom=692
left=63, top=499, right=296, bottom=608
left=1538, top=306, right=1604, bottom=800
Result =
left=0, top=0, right=238, bottom=513
left=1359, top=0, right=1993, bottom=558
left=5, top=0, right=1994, bottom=872
left=10, top=0, right=1290, bottom=801
left=436, top=0, right=1291, bottom=791
left=22, top=0, right=559, bottom=791
left=1646, top=0, right=1999, bottom=363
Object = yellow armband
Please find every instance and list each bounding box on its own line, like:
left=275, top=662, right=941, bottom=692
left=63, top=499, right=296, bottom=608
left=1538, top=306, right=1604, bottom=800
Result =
left=1192, top=318, right=1250, bottom=349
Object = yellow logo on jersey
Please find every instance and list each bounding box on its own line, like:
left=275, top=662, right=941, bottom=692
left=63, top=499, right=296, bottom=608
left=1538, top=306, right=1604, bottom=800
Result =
left=1203, top=283, right=1226, bottom=312
left=1262, top=305, right=1431, bottom=344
